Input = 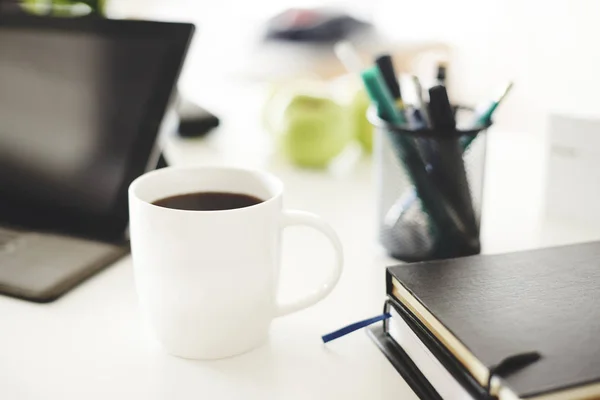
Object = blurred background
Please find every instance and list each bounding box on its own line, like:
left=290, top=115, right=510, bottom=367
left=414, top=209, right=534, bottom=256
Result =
left=100, top=0, right=600, bottom=133
left=3, top=0, right=600, bottom=255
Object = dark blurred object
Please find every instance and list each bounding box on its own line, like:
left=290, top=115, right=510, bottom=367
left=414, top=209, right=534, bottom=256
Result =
left=265, top=8, right=370, bottom=42
left=0, top=0, right=23, bottom=15
left=436, top=62, right=447, bottom=86
left=156, top=153, right=169, bottom=169
left=0, top=16, right=193, bottom=302
left=177, top=98, right=220, bottom=137
left=375, top=54, right=402, bottom=100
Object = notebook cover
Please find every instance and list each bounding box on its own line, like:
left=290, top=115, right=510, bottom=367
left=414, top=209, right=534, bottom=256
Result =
left=367, top=324, right=442, bottom=400
left=387, top=297, right=492, bottom=400
left=386, top=241, right=600, bottom=398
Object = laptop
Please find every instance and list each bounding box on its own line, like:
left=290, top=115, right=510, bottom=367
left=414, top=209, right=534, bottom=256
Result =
left=0, top=16, right=194, bottom=302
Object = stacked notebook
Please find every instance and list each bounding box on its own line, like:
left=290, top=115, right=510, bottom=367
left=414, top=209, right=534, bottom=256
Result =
left=369, top=241, right=600, bottom=400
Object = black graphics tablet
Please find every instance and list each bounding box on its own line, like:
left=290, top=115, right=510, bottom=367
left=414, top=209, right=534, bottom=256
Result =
left=0, top=16, right=194, bottom=302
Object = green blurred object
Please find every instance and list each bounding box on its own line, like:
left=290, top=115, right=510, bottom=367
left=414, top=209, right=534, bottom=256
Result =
left=22, top=0, right=105, bottom=16
left=350, top=89, right=373, bottom=153
left=280, top=94, right=352, bottom=168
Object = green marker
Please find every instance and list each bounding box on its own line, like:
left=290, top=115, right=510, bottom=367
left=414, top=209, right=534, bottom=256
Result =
left=360, top=67, right=419, bottom=184
left=360, top=67, right=407, bottom=126
left=461, top=82, right=513, bottom=149
left=471, top=82, right=513, bottom=127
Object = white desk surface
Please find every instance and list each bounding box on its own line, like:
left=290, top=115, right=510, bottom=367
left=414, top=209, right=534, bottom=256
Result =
left=3, top=79, right=600, bottom=400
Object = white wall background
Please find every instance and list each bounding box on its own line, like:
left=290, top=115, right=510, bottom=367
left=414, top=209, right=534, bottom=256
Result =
left=110, top=0, right=600, bottom=136
left=376, top=0, right=600, bottom=136
left=107, top=0, right=600, bottom=235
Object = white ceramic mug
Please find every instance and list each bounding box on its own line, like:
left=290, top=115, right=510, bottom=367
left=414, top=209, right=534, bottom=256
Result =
left=128, top=166, right=343, bottom=359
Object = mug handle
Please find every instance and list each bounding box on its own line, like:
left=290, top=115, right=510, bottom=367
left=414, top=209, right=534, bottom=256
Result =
left=275, top=210, right=344, bottom=317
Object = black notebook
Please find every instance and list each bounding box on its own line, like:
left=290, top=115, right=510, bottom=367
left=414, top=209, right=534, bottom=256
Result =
left=367, top=323, right=443, bottom=400
left=386, top=241, right=600, bottom=400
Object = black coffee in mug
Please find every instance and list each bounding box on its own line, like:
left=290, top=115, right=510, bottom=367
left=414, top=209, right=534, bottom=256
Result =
left=152, top=192, right=263, bottom=211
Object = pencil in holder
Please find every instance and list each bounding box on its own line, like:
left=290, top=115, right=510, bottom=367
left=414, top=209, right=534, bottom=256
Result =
left=369, top=107, right=489, bottom=262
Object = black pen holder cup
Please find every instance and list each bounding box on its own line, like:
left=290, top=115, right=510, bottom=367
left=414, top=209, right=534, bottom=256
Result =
left=368, top=108, right=490, bottom=262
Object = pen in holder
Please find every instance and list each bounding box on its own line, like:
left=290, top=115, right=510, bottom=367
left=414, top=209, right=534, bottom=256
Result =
left=370, top=107, right=489, bottom=262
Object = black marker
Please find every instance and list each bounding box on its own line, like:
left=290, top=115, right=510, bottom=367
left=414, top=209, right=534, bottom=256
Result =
left=428, top=85, right=478, bottom=241
left=428, top=85, right=456, bottom=130
left=375, top=54, right=402, bottom=107
left=436, top=62, right=447, bottom=86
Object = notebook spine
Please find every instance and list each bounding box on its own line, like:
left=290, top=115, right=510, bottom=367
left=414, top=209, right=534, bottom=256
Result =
left=384, top=297, right=495, bottom=400
left=385, top=268, right=394, bottom=297
left=367, top=316, right=442, bottom=399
